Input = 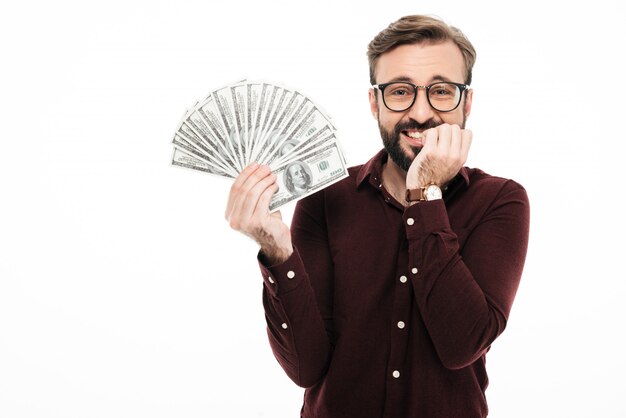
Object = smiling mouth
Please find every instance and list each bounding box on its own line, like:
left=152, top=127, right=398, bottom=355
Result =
left=404, top=131, right=424, bottom=139
left=402, top=130, right=425, bottom=147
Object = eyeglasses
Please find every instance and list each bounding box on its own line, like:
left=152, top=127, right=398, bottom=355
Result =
left=372, top=81, right=469, bottom=112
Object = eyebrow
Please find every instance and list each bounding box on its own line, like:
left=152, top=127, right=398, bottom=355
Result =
left=386, top=74, right=457, bottom=84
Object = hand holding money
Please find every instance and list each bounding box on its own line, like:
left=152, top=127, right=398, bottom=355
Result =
left=171, top=80, right=349, bottom=212
left=225, top=163, right=293, bottom=264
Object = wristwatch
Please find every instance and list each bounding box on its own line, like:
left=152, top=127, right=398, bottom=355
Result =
left=405, top=183, right=442, bottom=202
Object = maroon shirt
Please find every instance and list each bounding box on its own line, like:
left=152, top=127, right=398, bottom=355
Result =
left=258, top=150, right=530, bottom=417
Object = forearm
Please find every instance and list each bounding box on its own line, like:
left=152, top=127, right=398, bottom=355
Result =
left=259, top=248, right=332, bottom=387
left=405, top=183, right=530, bottom=369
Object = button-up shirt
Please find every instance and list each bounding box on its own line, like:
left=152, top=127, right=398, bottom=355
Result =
left=258, top=150, right=530, bottom=417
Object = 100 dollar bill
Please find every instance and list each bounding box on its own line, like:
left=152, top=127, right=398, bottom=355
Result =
left=269, top=141, right=348, bottom=211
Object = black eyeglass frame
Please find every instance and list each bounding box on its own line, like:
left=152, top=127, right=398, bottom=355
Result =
left=372, top=81, right=470, bottom=113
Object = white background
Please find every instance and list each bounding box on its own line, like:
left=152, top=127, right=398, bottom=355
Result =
left=1, top=0, right=624, bottom=416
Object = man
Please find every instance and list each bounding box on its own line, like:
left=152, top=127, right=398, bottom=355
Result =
left=225, top=15, right=529, bottom=418
left=284, top=161, right=312, bottom=196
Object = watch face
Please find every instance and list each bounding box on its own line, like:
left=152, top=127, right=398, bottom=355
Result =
left=425, top=185, right=442, bottom=200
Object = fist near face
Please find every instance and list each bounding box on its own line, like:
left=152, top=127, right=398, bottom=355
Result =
left=406, top=123, right=472, bottom=190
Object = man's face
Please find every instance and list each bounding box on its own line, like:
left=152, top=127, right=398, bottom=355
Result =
left=368, top=41, right=473, bottom=171
left=289, top=164, right=307, bottom=188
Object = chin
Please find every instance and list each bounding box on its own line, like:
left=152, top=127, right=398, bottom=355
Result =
left=385, top=144, right=420, bottom=172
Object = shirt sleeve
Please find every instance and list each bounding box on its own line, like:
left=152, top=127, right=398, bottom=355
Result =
left=404, top=179, right=530, bottom=370
left=257, top=193, right=333, bottom=388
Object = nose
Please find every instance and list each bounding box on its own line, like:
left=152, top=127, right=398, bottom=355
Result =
left=406, top=87, right=435, bottom=123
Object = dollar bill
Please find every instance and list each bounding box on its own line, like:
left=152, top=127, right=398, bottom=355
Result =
left=269, top=141, right=348, bottom=211
left=172, top=132, right=237, bottom=177
left=171, top=147, right=234, bottom=178
left=247, top=82, right=270, bottom=163
left=256, top=93, right=315, bottom=165
left=230, top=83, right=248, bottom=164
left=272, top=130, right=338, bottom=171
left=170, top=80, right=349, bottom=211
left=211, top=84, right=246, bottom=170
left=253, top=87, right=298, bottom=164
left=178, top=119, right=236, bottom=173
left=268, top=106, right=337, bottom=168
left=246, top=82, right=263, bottom=162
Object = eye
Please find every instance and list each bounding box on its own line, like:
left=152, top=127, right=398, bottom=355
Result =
left=430, top=83, right=455, bottom=97
left=385, top=83, right=414, bottom=97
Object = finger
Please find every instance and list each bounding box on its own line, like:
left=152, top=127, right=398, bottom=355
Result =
left=449, top=124, right=462, bottom=160
left=226, top=164, right=271, bottom=219
left=422, top=127, right=438, bottom=153
left=225, top=162, right=259, bottom=219
left=239, top=164, right=272, bottom=191
left=460, top=129, right=473, bottom=161
left=233, top=162, right=260, bottom=189
left=253, top=182, right=279, bottom=219
left=233, top=171, right=277, bottom=228
left=436, top=123, right=451, bottom=155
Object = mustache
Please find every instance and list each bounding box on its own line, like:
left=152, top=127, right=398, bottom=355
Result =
left=393, top=119, right=441, bottom=136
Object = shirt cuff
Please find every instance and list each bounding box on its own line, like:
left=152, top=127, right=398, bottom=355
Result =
left=403, top=199, right=452, bottom=239
left=257, top=247, right=306, bottom=297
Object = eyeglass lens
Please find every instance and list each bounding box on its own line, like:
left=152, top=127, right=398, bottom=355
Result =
left=383, top=82, right=462, bottom=112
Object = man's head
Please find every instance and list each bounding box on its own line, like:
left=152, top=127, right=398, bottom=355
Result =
left=367, top=15, right=476, bottom=171
left=367, top=15, right=476, bottom=88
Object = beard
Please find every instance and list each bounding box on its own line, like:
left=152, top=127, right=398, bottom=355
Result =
left=379, top=118, right=440, bottom=171
left=378, top=107, right=467, bottom=172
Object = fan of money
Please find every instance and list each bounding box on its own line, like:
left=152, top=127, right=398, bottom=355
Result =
left=171, top=80, right=349, bottom=211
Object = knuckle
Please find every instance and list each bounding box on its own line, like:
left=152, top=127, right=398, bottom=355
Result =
left=229, top=219, right=240, bottom=230
left=244, top=188, right=257, bottom=200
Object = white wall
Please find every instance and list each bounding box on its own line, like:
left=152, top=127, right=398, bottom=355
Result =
left=1, top=0, right=624, bottom=416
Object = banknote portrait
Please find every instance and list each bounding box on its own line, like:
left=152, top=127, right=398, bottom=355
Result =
left=283, top=161, right=312, bottom=196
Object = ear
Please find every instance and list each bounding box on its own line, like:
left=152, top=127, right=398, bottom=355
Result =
left=368, top=88, right=379, bottom=120
left=464, top=88, right=473, bottom=119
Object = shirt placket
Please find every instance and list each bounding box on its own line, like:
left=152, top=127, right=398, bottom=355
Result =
left=383, top=235, right=413, bottom=417
left=371, top=171, right=416, bottom=416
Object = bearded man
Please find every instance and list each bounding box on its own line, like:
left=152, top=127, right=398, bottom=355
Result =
left=225, top=14, right=530, bottom=418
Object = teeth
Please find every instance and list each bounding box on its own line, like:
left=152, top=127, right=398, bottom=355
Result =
left=406, top=131, right=423, bottom=139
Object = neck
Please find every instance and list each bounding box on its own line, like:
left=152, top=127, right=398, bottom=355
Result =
left=381, top=157, right=408, bottom=203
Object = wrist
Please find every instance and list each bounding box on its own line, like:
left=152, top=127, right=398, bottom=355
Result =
left=405, top=183, right=442, bottom=203
left=260, top=244, right=293, bottom=265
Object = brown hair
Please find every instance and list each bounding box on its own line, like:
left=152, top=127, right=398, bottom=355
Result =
left=367, top=15, right=476, bottom=85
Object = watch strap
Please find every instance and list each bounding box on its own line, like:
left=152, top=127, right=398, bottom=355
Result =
left=406, top=183, right=442, bottom=202
left=405, top=188, right=426, bottom=202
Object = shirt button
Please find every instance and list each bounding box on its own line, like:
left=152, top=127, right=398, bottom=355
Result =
left=406, top=218, right=415, bottom=226
left=411, top=267, right=418, bottom=274
left=397, top=321, right=405, bottom=329
left=392, top=370, right=400, bottom=378
left=281, top=323, right=288, bottom=329
left=268, top=276, right=275, bottom=284
left=287, top=271, right=295, bottom=279
left=399, top=275, right=407, bottom=283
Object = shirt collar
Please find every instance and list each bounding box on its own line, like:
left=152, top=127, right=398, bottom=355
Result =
left=356, top=149, right=470, bottom=190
